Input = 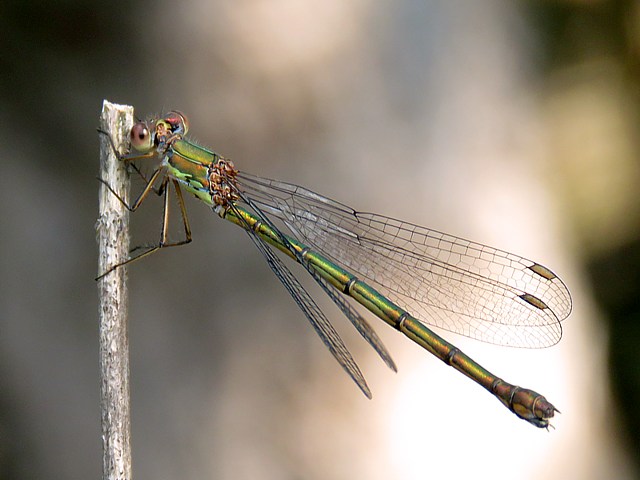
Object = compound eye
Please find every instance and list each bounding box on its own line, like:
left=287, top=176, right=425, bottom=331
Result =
left=130, top=122, right=153, bottom=152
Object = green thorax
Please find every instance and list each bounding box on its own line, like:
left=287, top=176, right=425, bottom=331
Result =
left=165, top=138, right=218, bottom=206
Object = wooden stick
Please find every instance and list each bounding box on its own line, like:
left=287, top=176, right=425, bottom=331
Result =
left=97, top=100, right=134, bottom=480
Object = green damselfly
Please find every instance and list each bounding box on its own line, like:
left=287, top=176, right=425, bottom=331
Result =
left=99, top=111, right=572, bottom=428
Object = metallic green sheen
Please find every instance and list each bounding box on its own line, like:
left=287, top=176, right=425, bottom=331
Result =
left=154, top=125, right=559, bottom=429
left=221, top=205, right=555, bottom=427
left=166, top=139, right=216, bottom=206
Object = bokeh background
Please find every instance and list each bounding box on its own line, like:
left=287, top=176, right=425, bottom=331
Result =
left=2, top=1, right=639, bottom=479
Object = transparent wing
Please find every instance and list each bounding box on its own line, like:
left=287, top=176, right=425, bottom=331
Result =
left=235, top=191, right=397, bottom=373
left=228, top=203, right=372, bottom=398
left=237, top=172, right=572, bottom=348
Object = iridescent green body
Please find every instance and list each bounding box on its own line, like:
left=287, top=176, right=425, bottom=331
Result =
left=162, top=134, right=557, bottom=428
left=165, top=138, right=217, bottom=206
left=222, top=203, right=555, bottom=427
left=108, top=111, right=569, bottom=429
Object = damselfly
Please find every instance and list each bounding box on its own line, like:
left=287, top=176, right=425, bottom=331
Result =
left=98, top=111, right=572, bottom=428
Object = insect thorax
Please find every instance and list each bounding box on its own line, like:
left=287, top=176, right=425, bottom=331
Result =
left=208, top=157, right=239, bottom=206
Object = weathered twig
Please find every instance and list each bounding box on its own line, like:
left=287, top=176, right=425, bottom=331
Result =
left=97, top=100, right=134, bottom=480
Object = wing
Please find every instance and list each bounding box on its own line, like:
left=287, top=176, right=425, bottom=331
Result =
left=237, top=172, right=572, bottom=348
left=235, top=192, right=397, bottom=373
left=228, top=202, right=373, bottom=397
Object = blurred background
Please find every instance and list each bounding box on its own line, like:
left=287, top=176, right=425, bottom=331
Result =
left=1, top=0, right=639, bottom=479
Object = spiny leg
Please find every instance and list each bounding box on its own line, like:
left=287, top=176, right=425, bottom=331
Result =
left=96, top=178, right=193, bottom=279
